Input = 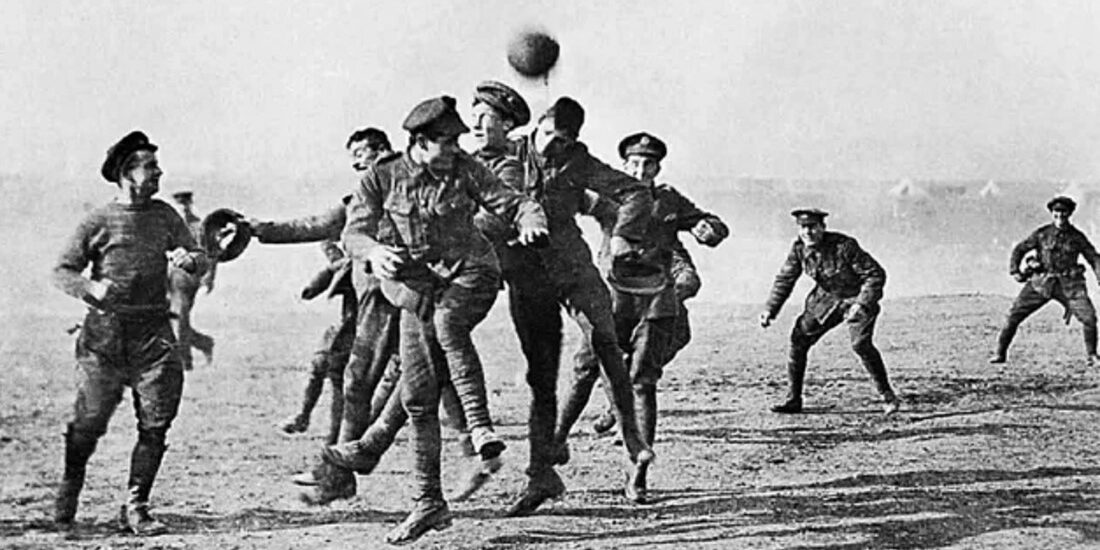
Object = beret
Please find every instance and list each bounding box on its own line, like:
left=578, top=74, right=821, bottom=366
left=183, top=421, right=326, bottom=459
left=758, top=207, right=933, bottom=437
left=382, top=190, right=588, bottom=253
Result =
left=1047, top=195, right=1077, bottom=213
left=101, top=130, right=158, bottom=183
left=402, top=96, right=469, bottom=137
left=474, top=80, right=531, bottom=127
left=791, top=208, right=829, bottom=225
left=618, top=132, right=667, bottom=161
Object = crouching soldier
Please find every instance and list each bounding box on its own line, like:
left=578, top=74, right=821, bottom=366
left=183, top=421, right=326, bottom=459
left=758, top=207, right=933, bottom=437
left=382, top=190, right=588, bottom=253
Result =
left=991, top=196, right=1100, bottom=365
left=759, top=208, right=900, bottom=415
left=52, top=131, right=208, bottom=534
left=341, top=96, right=548, bottom=544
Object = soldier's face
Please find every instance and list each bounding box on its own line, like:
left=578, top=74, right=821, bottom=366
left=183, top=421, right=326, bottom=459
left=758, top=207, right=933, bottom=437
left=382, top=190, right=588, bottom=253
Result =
left=418, top=134, right=461, bottom=172
left=623, top=154, right=661, bottom=184
left=471, top=102, right=512, bottom=151
left=1052, top=208, right=1071, bottom=228
left=348, top=140, right=382, bottom=170
left=534, top=117, right=573, bottom=159
left=798, top=221, right=826, bottom=246
left=120, top=150, right=162, bottom=201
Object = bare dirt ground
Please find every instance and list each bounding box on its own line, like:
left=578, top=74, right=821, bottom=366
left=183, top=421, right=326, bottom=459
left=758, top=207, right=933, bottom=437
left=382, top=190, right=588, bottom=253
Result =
left=4, top=292, right=1100, bottom=549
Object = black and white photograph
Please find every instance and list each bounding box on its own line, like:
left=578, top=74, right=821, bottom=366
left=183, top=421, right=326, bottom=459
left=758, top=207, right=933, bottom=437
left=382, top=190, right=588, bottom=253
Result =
left=3, top=1, right=1100, bottom=548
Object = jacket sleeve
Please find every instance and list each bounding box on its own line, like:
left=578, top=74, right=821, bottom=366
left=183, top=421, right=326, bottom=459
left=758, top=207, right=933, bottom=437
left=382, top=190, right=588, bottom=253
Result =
left=1076, top=230, right=1100, bottom=275
left=52, top=212, right=99, bottom=304
left=846, top=239, right=886, bottom=308
left=670, top=189, right=729, bottom=242
left=468, top=161, right=548, bottom=235
left=1009, top=229, right=1041, bottom=276
left=252, top=203, right=346, bottom=244
left=764, top=242, right=804, bottom=317
left=342, top=168, right=387, bottom=263
left=575, top=156, right=652, bottom=242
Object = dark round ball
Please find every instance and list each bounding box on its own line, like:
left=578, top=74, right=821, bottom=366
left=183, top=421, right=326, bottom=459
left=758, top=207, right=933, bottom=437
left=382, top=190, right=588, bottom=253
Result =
left=507, top=31, right=560, bottom=77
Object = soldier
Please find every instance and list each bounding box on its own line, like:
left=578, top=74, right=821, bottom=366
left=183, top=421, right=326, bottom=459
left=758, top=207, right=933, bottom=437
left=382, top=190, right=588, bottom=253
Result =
left=270, top=127, right=393, bottom=442
left=760, top=209, right=900, bottom=415
left=990, top=196, right=1100, bottom=365
left=555, top=132, right=728, bottom=503
left=342, top=96, right=548, bottom=544
left=52, top=131, right=208, bottom=534
left=168, top=190, right=215, bottom=370
left=311, top=81, right=536, bottom=505
left=502, top=97, right=655, bottom=517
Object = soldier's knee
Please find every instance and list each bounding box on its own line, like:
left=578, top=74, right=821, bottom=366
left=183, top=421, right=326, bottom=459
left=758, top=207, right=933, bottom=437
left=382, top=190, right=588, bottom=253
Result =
left=136, top=427, right=168, bottom=450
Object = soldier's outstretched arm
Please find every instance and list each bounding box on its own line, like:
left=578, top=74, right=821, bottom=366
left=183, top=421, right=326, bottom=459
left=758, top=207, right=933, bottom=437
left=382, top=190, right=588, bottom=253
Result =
left=249, top=202, right=347, bottom=244
left=668, top=189, right=729, bottom=247
left=577, top=156, right=652, bottom=244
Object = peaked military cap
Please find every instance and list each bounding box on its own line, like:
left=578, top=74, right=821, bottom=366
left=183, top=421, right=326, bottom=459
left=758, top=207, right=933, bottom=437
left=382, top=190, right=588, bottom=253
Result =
left=474, top=81, right=531, bottom=127
left=618, top=132, right=667, bottom=161
left=402, top=96, right=470, bottom=137
left=101, top=130, right=158, bottom=183
left=1047, top=195, right=1077, bottom=213
left=791, top=208, right=829, bottom=225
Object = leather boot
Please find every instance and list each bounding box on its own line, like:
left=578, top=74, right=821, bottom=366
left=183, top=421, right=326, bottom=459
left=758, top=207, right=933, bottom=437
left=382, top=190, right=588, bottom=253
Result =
left=119, top=436, right=168, bottom=535
left=385, top=500, right=453, bottom=545
left=771, top=358, right=806, bottom=413
left=55, top=429, right=97, bottom=527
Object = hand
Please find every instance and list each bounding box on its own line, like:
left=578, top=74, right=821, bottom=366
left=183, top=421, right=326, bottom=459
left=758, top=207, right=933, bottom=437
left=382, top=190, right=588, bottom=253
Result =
left=1012, top=272, right=1027, bottom=283
left=691, top=219, right=724, bottom=247
left=516, top=226, right=550, bottom=248
left=845, top=303, right=864, bottom=322
left=366, top=245, right=406, bottom=279
left=166, top=248, right=197, bottom=272
left=758, top=311, right=773, bottom=328
left=609, top=235, right=639, bottom=258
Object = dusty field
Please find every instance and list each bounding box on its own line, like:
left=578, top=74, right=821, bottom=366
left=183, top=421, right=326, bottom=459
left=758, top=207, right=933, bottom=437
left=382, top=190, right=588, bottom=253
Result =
left=4, top=291, right=1100, bottom=549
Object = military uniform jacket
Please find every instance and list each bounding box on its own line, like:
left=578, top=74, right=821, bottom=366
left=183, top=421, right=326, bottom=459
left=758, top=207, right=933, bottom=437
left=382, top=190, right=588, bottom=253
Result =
left=1010, top=223, right=1100, bottom=296
left=765, top=231, right=886, bottom=322
left=252, top=197, right=355, bottom=299
left=342, top=150, right=547, bottom=291
left=510, top=137, right=653, bottom=285
left=586, top=184, right=727, bottom=318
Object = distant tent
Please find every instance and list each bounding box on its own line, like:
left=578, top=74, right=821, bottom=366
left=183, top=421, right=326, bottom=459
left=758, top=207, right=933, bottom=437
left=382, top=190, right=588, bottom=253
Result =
left=978, top=180, right=1001, bottom=198
left=889, top=178, right=929, bottom=199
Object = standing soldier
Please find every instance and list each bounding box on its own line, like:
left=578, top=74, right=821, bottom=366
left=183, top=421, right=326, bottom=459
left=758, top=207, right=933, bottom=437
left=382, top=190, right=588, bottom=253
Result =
left=503, top=97, right=655, bottom=517
left=52, top=131, right=208, bottom=534
left=168, top=190, right=215, bottom=370
left=759, top=209, right=900, bottom=415
left=554, top=132, right=728, bottom=503
left=990, top=196, right=1100, bottom=365
left=342, top=96, right=548, bottom=544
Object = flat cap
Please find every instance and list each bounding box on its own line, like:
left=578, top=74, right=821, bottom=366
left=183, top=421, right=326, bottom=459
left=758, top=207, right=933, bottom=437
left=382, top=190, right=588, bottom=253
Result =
left=101, top=130, right=158, bottom=183
left=545, top=96, right=585, bottom=137
left=618, top=132, right=667, bottom=161
left=201, top=208, right=252, bottom=262
left=791, top=208, right=829, bottom=225
left=474, top=81, right=530, bottom=127
left=402, top=96, right=469, bottom=137
left=1047, top=195, right=1077, bottom=213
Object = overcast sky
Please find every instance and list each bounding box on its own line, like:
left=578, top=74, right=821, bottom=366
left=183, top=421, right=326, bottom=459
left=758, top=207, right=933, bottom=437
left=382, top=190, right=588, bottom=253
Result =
left=5, top=0, right=1100, bottom=184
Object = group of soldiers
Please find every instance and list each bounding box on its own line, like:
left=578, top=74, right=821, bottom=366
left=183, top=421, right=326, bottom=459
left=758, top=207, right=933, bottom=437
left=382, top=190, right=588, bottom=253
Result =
left=50, top=77, right=1100, bottom=545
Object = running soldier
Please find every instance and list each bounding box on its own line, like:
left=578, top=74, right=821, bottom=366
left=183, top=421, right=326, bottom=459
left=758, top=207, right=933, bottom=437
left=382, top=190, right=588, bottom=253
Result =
left=270, top=127, right=393, bottom=442
left=503, top=97, right=655, bottom=517
left=556, top=132, right=728, bottom=503
left=991, top=195, right=1100, bottom=365
left=52, top=131, right=208, bottom=534
left=760, top=208, right=900, bottom=415
left=342, top=96, right=548, bottom=544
